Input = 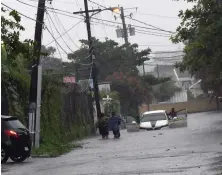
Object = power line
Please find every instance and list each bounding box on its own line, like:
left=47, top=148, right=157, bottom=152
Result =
left=135, top=28, right=172, bottom=36
left=88, top=0, right=105, bottom=8
left=45, top=20, right=82, bottom=46
left=2, top=2, right=43, bottom=23
left=46, top=11, right=64, bottom=60
left=26, top=0, right=77, bottom=4
left=50, top=4, right=80, bottom=49
left=45, top=27, right=70, bottom=55
left=2, top=3, right=95, bottom=65
left=46, top=10, right=75, bottom=53
left=2, top=3, right=71, bottom=55
left=125, top=16, right=175, bottom=34
left=136, top=30, right=171, bottom=38
left=137, top=12, right=180, bottom=19
left=88, top=0, right=174, bottom=34
left=15, top=0, right=175, bottom=35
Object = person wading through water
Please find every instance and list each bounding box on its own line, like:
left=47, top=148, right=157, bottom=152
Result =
left=108, top=112, right=121, bottom=139
left=96, top=113, right=109, bottom=139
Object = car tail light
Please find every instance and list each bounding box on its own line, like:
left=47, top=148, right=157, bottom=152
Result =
left=4, top=130, right=19, bottom=138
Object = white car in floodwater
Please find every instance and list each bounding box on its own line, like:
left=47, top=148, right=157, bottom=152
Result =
left=139, top=110, right=169, bottom=130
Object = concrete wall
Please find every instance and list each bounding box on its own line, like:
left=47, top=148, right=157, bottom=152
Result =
left=148, top=99, right=222, bottom=113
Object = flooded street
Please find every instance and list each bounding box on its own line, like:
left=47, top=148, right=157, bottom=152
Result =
left=2, top=112, right=222, bottom=175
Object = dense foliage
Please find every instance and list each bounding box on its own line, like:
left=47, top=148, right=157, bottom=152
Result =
left=1, top=9, right=94, bottom=156
left=68, top=38, right=182, bottom=115
left=68, top=38, right=151, bottom=80
left=172, top=0, right=222, bottom=106
left=1, top=8, right=33, bottom=122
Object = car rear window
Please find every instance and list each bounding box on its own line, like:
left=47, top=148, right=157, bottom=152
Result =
left=5, top=119, right=26, bottom=129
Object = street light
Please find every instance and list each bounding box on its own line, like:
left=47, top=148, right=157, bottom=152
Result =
left=109, top=7, right=120, bottom=13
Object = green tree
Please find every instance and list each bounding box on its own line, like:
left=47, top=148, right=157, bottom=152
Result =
left=171, top=0, right=222, bottom=108
left=1, top=8, right=33, bottom=120
left=68, top=38, right=151, bottom=80
left=68, top=38, right=151, bottom=116
left=106, top=72, right=149, bottom=116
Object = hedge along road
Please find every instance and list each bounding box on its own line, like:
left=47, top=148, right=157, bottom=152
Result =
left=2, top=111, right=222, bottom=175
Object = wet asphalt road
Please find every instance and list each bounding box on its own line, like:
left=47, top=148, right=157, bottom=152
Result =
left=2, top=111, right=222, bottom=175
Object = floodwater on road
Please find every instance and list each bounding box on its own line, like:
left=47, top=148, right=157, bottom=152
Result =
left=2, top=111, right=222, bottom=175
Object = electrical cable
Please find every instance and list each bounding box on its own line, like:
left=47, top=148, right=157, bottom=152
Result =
left=135, top=28, right=172, bottom=36
left=46, top=10, right=75, bottom=53
left=88, top=0, right=174, bottom=34
left=1, top=2, right=73, bottom=55
left=135, top=30, right=171, bottom=38
left=50, top=3, right=80, bottom=49
left=45, top=20, right=83, bottom=46
left=125, top=16, right=175, bottom=34
left=45, top=27, right=70, bottom=54
left=137, top=12, right=179, bottom=19
left=46, top=12, right=64, bottom=60
left=2, top=2, right=43, bottom=23
left=2, top=2, right=100, bottom=69
left=15, top=0, right=175, bottom=34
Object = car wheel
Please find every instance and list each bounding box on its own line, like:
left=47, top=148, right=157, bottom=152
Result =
left=10, top=155, right=27, bottom=163
left=1, top=147, right=9, bottom=164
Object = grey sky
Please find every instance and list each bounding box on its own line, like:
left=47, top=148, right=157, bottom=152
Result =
left=2, top=0, right=193, bottom=61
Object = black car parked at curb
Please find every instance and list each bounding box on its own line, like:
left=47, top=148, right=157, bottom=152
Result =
left=1, top=115, right=31, bottom=163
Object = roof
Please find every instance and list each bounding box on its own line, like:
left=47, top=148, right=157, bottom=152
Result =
left=142, top=110, right=166, bottom=115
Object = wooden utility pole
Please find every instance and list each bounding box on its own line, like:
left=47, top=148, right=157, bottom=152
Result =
left=84, top=0, right=101, bottom=118
left=143, top=61, right=145, bottom=76
left=29, top=0, right=45, bottom=104
left=120, top=7, right=128, bottom=44
left=28, top=0, right=46, bottom=147
left=73, top=0, right=102, bottom=119
left=156, top=64, right=160, bottom=78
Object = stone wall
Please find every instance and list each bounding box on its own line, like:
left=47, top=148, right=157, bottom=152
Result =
left=139, top=99, right=222, bottom=114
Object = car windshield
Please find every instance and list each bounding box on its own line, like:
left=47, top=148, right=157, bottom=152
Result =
left=5, top=119, right=26, bottom=130
left=141, top=113, right=166, bottom=122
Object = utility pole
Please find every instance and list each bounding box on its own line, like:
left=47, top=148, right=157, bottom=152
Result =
left=156, top=64, right=160, bottom=78
left=73, top=2, right=119, bottom=119
left=143, top=61, right=145, bottom=76
left=28, top=0, right=46, bottom=148
left=120, top=7, right=128, bottom=44
left=84, top=0, right=101, bottom=118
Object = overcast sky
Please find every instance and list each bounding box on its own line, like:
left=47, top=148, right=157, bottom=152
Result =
left=2, top=0, right=194, bottom=62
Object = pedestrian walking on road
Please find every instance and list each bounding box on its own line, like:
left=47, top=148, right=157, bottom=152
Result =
left=96, top=113, right=109, bottom=139
left=108, top=112, right=121, bottom=139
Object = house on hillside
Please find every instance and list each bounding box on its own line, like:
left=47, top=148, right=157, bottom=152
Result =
left=150, top=65, right=203, bottom=103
